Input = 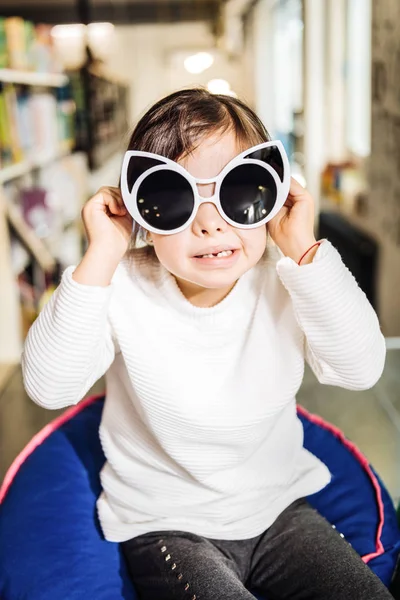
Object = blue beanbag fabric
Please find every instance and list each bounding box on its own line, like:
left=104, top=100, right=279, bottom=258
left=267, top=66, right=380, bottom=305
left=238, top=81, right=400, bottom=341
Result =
left=0, top=395, right=399, bottom=600
left=298, top=406, right=400, bottom=586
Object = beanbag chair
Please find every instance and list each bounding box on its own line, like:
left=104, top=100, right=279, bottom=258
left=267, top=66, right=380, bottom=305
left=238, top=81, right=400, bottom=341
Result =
left=0, top=395, right=399, bottom=600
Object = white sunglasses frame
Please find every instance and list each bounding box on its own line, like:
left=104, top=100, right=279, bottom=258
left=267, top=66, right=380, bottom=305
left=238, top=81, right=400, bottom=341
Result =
left=120, top=140, right=290, bottom=236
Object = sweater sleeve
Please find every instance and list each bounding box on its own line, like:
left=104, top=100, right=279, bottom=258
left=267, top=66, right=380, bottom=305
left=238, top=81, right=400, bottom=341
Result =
left=276, top=240, right=386, bottom=391
left=21, top=266, right=116, bottom=409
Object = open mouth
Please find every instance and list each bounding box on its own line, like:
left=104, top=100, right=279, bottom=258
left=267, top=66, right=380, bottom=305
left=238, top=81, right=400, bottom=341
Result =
left=195, top=250, right=234, bottom=259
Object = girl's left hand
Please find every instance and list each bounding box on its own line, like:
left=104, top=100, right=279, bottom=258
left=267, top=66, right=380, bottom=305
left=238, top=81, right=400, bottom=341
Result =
left=267, top=177, right=318, bottom=264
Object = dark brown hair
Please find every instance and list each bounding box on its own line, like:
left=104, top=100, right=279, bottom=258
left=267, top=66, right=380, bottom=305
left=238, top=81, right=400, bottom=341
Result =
left=125, top=87, right=271, bottom=247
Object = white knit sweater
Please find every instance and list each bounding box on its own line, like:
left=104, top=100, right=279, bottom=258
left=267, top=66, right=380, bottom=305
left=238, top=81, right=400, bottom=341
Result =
left=22, top=240, right=386, bottom=542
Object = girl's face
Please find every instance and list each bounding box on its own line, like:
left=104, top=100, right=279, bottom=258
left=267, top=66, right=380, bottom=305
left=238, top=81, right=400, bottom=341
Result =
left=149, top=131, right=267, bottom=305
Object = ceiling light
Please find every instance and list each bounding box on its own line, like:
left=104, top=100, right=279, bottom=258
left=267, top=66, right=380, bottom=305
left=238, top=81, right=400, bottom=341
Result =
left=87, top=22, right=115, bottom=39
left=207, top=79, right=237, bottom=97
left=51, top=24, right=86, bottom=39
left=184, top=52, right=214, bottom=74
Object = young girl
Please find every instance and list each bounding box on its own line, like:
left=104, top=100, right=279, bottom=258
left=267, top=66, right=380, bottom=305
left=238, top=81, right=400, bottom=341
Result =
left=22, top=88, right=391, bottom=599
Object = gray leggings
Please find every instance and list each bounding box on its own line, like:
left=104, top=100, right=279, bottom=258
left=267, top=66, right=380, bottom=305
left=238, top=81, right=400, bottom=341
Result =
left=121, top=499, right=393, bottom=599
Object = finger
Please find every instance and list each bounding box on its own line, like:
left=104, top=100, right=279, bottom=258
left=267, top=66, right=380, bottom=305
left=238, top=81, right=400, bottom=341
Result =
left=107, top=186, right=121, bottom=194
left=99, top=185, right=120, bottom=194
left=103, top=186, right=124, bottom=205
left=283, top=196, right=295, bottom=208
left=286, top=179, right=314, bottom=209
left=102, top=191, right=127, bottom=216
left=289, top=176, right=307, bottom=197
left=98, top=186, right=123, bottom=202
left=110, top=188, right=128, bottom=213
left=108, top=187, right=124, bottom=202
left=269, top=205, right=288, bottom=226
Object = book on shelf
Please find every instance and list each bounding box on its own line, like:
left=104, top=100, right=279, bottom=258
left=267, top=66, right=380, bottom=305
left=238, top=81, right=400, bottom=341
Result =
left=4, top=83, right=23, bottom=164
left=0, top=16, right=62, bottom=74
left=0, top=18, right=7, bottom=69
left=4, top=17, right=28, bottom=71
left=0, top=81, right=76, bottom=170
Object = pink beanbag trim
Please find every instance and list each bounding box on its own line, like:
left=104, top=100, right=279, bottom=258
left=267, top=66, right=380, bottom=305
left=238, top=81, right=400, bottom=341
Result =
left=297, top=405, right=384, bottom=563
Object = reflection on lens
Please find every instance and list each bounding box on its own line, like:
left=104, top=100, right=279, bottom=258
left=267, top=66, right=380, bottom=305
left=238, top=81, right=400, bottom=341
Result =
left=136, top=170, right=194, bottom=230
left=220, top=164, right=277, bottom=225
left=245, top=145, right=284, bottom=181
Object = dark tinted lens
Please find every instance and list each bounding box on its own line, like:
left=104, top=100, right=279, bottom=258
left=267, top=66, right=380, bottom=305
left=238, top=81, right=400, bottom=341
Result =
left=127, top=156, right=165, bottom=192
left=245, top=145, right=284, bottom=181
left=220, top=164, right=277, bottom=225
left=136, top=170, right=194, bottom=231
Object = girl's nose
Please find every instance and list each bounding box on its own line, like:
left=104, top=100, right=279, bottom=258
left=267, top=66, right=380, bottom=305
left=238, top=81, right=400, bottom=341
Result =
left=191, top=202, right=228, bottom=237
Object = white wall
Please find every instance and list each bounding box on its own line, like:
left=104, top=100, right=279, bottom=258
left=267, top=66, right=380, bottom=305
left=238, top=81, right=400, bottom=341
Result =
left=302, top=0, right=326, bottom=209
left=346, top=0, right=372, bottom=158
left=325, top=0, right=346, bottom=163
left=107, top=22, right=246, bottom=127
left=245, top=0, right=304, bottom=140
left=244, top=0, right=275, bottom=129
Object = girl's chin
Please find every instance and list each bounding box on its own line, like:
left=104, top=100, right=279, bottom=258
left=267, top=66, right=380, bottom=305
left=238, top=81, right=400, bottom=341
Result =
left=181, top=272, right=240, bottom=290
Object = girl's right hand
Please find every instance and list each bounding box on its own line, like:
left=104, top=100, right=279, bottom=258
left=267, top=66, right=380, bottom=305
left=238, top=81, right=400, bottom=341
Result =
left=81, top=186, right=133, bottom=261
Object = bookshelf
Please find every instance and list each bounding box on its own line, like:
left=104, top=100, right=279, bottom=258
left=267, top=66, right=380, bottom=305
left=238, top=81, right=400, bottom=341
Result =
left=0, top=16, right=129, bottom=393
left=0, top=17, right=101, bottom=393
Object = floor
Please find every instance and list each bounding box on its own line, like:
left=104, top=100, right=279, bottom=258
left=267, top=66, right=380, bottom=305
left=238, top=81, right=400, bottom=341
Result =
left=1, top=356, right=400, bottom=504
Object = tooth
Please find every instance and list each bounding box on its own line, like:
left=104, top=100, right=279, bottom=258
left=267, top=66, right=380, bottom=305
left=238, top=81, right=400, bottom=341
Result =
left=198, top=250, right=233, bottom=258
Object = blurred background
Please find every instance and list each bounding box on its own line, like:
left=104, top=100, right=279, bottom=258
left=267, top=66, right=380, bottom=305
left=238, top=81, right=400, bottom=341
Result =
left=0, top=0, right=399, bottom=502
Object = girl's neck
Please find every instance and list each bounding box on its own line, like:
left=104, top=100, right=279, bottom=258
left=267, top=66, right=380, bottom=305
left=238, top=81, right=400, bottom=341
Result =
left=174, top=277, right=237, bottom=308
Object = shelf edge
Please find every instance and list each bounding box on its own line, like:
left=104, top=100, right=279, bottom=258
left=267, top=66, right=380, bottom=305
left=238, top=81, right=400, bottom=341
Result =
left=0, top=68, right=68, bottom=87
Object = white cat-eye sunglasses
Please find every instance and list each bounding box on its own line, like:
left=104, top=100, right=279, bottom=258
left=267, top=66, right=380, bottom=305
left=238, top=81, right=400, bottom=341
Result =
left=120, top=140, right=290, bottom=235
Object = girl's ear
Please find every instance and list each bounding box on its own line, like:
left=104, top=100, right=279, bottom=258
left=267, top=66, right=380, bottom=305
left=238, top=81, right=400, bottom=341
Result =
left=144, top=230, right=154, bottom=246
left=126, top=155, right=165, bottom=193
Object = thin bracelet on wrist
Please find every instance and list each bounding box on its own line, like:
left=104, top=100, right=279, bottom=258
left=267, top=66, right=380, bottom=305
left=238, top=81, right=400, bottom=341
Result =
left=298, top=242, right=321, bottom=266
